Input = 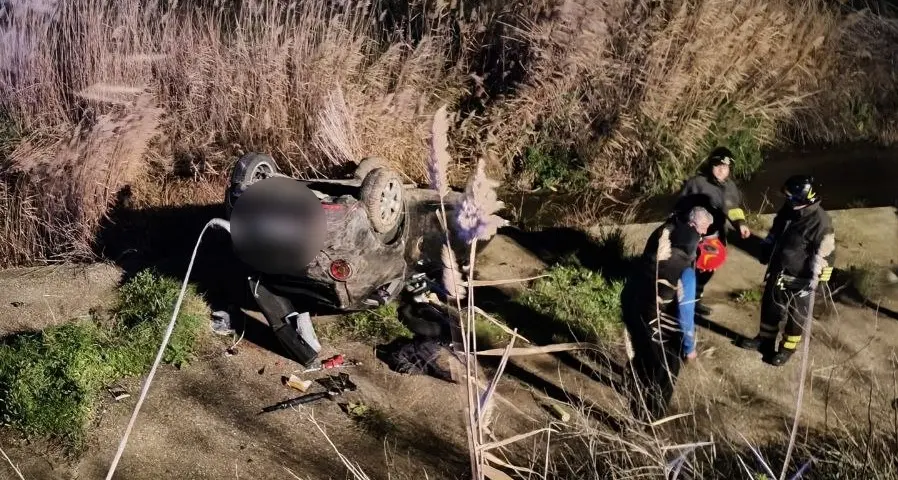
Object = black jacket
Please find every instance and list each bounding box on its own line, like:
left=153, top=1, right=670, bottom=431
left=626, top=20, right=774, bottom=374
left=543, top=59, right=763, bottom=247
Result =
left=675, top=173, right=746, bottom=240
left=763, top=202, right=835, bottom=281
left=627, top=216, right=701, bottom=307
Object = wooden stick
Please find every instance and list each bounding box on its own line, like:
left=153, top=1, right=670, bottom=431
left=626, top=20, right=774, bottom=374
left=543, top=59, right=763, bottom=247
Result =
left=473, top=307, right=532, bottom=344
left=483, top=452, right=539, bottom=476
left=480, top=332, right=517, bottom=426
left=478, top=428, right=557, bottom=452
left=0, top=446, right=25, bottom=480
left=476, top=342, right=602, bottom=357
left=464, top=275, right=548, bottom=288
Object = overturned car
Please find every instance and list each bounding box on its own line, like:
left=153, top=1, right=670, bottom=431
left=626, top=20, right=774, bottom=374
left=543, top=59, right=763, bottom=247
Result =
left=224, top=152, right=485, bottom=367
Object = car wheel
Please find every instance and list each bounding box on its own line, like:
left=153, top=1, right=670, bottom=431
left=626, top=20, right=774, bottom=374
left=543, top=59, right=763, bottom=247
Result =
left=360, top=167, right=404, bottom=241
left=354, top=156, right=388, bottom=180
left=225, top=152, right=279, bottom=216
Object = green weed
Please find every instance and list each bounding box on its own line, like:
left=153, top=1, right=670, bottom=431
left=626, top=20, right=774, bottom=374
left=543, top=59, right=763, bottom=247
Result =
left=516, top=264, right=624, bottom=343
left=702, top=116, right=766, bottom=182
left=732, top=286, right=763, bottom=304
left=341, top=303, right=412, bottom=344
left=848, top=263, right=893, bottom=302
left=474, top=316, right=511, bottom=348
left=0, top=270, right=207, bottom=447
left=344, top=401, right=397, bottom=439
left=522, top=145, right=589, bottom=192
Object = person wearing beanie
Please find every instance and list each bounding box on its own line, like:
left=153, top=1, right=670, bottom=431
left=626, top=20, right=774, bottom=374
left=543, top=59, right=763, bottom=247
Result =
left=672, top=147, right=751, bottom=317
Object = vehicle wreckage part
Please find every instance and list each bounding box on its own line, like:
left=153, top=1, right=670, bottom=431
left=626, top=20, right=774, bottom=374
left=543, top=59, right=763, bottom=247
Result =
left=250, top=279, right=321, bottom=367
left=261, top=373, right=358, bottom=413
left=360, top=167, right=405, bottom=240
left=230, top=176, right=326, bottom=276
left=287, top=311, right=322, bottom=353
left=353, top=156, right=388, bottom=180
left=106, top=218, right=232, bottom=480
left=328, top=259, right=353, bottom=281
left=226, top=152, right=280, bottom=216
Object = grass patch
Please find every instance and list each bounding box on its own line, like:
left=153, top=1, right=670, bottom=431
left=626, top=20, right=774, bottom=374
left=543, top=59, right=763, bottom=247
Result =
left=847, top=263, right=896, bottom=302
left=516, top=264, right=624, bottom=342
left=340, top=303, right=412, bottom=344
left=474, top=316, right=512, bottom=348
left=343, top=401, right=397, bottom=439
left=0, top=270, right=208, bottom=447
left=522, top=145, right=589, bottom=192
left=731, top=286, right=763, bottom=305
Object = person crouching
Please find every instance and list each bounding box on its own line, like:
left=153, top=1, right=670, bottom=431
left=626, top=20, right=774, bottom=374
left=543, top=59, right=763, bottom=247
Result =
left=621, top=206, right=713, bottom=420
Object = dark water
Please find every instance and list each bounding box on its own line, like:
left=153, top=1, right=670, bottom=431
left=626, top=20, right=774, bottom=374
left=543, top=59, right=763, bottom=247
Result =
left=504, top=142, right=898, bottom=227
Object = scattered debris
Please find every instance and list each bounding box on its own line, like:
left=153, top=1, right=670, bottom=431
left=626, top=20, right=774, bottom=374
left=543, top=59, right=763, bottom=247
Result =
left=260, top=373, right=358, bottom=414
left=211, top=310, right=235, bottom=336
left=285, top=374, right=313, bottom=393
left=540, top=402, right=570, bottom=423
left=377, top=337, right=453, bottom=382
left=302, top=354, right=360, bottom=373
left=108, top=385, right=130, bottom=402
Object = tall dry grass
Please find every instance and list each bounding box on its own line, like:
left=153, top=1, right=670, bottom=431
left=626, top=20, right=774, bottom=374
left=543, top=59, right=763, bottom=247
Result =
left=1, top=0, right=898, bottom=263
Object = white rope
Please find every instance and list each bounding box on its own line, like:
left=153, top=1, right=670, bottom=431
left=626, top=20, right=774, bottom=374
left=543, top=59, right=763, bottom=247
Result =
left=105, top=218, right=231, bottom=480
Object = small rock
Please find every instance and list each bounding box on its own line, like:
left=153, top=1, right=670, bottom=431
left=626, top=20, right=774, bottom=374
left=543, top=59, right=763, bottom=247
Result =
left=258, top=366, right=266, bottom=375
left=886, top=270, right=898, bottom=284
left=10, top=301, right=24, bottom=308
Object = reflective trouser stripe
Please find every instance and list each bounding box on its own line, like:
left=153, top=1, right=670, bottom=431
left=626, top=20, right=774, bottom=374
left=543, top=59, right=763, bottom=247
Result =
left=782, top=335, right=802, bottom=350
left=759, top=324, right=778, bottom=338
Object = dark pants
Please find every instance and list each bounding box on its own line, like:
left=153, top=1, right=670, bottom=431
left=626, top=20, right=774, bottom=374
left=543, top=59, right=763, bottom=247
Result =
left=621, top=281, right=683, bottom=420
left=759, top=275, right=814, bottom=352
left=695, top=269, right=714, bottom=300
left=695, top=229, right=726, bottom=300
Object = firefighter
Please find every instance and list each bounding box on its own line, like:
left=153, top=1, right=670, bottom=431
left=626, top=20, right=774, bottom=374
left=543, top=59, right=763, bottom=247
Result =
left=622, top=206, right=713, bottom=419
left=738, top=175, right=835, bottom=366
left=674, top=147, right=751, bottom=317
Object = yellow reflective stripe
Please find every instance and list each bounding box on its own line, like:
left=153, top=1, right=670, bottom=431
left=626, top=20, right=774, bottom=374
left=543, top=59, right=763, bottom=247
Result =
left=727, top=208, right=746, bottom=221
left=819, top=267, right=833, bottom=281
left=783, top=335, right=802, bottom=349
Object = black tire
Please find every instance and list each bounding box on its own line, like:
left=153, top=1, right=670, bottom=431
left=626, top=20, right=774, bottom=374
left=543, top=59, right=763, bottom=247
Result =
left=354, top=156, right=388, bottom=180
left=360, top=167, right=404, bottom=241
left=225, top=153, right=279, bottom=216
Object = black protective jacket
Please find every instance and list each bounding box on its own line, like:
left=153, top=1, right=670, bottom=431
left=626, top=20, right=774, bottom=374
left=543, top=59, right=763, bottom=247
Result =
left=763, top=202, right=835, bottom=281
left=675, top=173, right=746, bottom=240
left=626, top=216, right=701, bottom=310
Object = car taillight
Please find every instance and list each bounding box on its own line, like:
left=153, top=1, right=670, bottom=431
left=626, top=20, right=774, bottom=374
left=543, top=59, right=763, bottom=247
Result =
left=329, top=259, right=353, bottom=281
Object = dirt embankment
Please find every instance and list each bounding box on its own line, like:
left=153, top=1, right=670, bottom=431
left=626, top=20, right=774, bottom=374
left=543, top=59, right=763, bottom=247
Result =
left=2, top=204, right=897, bottom=479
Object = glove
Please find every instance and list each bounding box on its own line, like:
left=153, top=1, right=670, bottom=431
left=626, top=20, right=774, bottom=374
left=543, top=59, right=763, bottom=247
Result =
left=819, top=267, right=833, bottom=283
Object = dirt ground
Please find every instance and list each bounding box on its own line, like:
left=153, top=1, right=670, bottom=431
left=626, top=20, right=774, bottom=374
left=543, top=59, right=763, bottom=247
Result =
left=595, top=206, right=898, bottom=444
left=2, top=206, right=898, bottom=479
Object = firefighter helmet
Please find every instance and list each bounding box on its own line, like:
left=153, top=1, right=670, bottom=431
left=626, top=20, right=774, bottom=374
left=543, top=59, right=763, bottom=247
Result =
left=782, top=175, right=820, bottom=206
left=696, top=236, right=727, bottom=272
left=707, top=147, right=735, bottom=167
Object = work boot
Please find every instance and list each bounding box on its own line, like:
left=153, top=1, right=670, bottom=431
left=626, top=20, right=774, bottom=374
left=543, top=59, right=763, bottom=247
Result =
left=768, top=349, right=794, bottom=367
left=695, top=301, right=713, bottom=316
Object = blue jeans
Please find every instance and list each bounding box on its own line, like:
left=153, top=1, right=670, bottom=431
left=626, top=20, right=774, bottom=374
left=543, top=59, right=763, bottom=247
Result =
left=678, top=267, right=697, bottom=355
